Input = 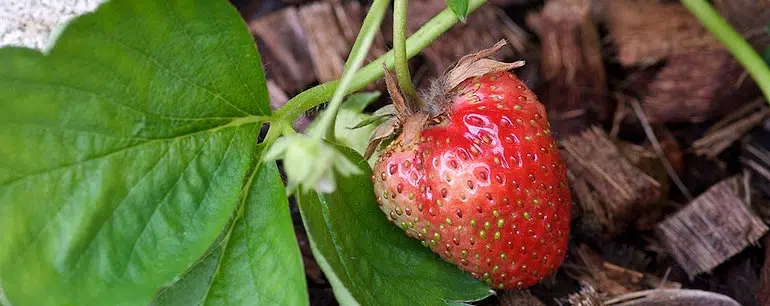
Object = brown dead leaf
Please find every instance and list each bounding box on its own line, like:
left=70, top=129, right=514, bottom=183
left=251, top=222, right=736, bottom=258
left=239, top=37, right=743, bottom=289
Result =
left=364, top=117, right=398, bottom=160
left=441, top=40, right=525, bottom=92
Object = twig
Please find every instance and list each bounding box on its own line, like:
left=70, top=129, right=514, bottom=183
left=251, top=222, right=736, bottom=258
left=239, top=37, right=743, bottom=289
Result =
left=610, top=100, right=627, bottom=138
left=705, top=98, right=765, bottom=132
left=659, top=267, right=671, bottom=289
left=627, top=96, right=694, bottom=200
left=692, top=106, right=770, bottom=158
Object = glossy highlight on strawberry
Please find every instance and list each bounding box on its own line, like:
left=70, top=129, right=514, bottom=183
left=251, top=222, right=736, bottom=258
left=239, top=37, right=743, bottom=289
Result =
left=372, top=67, right=571, bottom=289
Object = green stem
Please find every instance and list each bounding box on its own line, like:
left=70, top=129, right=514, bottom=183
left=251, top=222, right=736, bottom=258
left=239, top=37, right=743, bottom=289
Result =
left=393, top=0, right=420, bottom=107
left=282, top=123, right=297, bottom=136
left=273, top=0, right=487, bottom=123
left=310, top=0, right=391, bottom=139
left=681, top=0, right=770, bottom=103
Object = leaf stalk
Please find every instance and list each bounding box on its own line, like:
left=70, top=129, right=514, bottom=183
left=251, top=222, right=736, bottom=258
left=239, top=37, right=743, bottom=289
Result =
left=681, top=0, right=770, bottom=105
left=272, top=0, right=488, bottom=124
left=310, top=0, right=391, bottom=139
left=393, top=0, right=421, bottom=109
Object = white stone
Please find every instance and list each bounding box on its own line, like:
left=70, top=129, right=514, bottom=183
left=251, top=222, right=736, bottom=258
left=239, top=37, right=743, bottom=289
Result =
left=0, top=0, right=105, bottom=50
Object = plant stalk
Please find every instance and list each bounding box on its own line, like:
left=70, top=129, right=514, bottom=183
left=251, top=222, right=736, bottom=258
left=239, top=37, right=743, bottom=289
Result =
left=681, top=0, right=770, bottom=104
left=310, top=0, right=391, bottom=139
left=273, top=0, right=487, bottom=123
left=393, top=0, right=420, bottom=108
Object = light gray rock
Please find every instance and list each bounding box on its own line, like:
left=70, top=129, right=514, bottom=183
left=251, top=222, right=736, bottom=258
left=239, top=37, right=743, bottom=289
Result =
left=0, top=0, right=105, bottom=50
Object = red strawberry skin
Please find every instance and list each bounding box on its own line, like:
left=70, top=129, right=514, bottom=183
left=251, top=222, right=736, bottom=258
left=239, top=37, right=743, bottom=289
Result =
left=372, top=71, right=571, bottom=289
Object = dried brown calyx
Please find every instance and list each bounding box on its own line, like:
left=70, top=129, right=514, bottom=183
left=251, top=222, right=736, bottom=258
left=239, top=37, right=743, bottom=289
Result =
left=363, top=39, right=524, bottom=159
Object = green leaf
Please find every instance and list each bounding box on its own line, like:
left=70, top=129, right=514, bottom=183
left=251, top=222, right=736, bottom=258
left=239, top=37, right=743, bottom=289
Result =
left=349, top=114, right=389, bottom=130
left=150, top=235, right=228, bottom=306
left=296, top=146, right=493, bottom=306
left=151, top=160, right=308, bottom=306
left=0, top=0, right=279, bottom=304
left=342, top=91, right=382, bottom=113
left=446, top=0, right=469, bottom=22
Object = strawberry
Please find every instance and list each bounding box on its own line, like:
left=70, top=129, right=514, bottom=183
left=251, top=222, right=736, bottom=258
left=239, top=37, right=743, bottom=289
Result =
left=369, top=41, right=571, bottom=290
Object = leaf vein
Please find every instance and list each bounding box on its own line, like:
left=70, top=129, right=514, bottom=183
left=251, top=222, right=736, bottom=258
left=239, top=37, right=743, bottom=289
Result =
left=160, top=1, right=244, bottom=118
left=119, top=131, right=220, bottom=277
left=83, top=28, right=254, bottom=116
left=316, top=194, right=369, bottom=299
left=0, top=120, right=260, bottom=189
left=8, top=121, right=153, bottom=142
left=190, top=124, right=244, bottom=215
left=68, top=134, right=179, bottom=272
left=0, top=77, right=260, bottom=122
left=198, top=155, right=261, bottom=306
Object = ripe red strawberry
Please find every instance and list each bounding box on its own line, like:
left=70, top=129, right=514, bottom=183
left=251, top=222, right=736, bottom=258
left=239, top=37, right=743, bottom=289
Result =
left=369, top=41, right=571, bottom=290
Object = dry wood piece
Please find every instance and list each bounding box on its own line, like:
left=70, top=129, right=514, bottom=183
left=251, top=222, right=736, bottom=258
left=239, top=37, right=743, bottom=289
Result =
left=565, top=245, right=680, bottom=299
left=605, top=289, right=742, bottom=306
left=656, top=176, right=769, bottom=278
left=742, top=124, right=770, bottom=197
left=405, top=1, right=528, bottom=77
left=499, top=290, right=545, bottom=306
left=334, top=1, right=386, bottom=59
left=250, top=8, right=315, bottom=93
left=642, top=50, right=760, bottom=124
left=602, top=263, right=680, bottom=290
left=693, top=99, right=770, bottom=158
left=297, top=1, right=386, bottom=83
left=605, top=0, right=722, bottom=66
left=618, top=142, right=669, bottom=230
left=526, top=0, right=607, bottom=137
left=567, top=285, right=604, bottom=306
left=488, top=0, right=535, bottom=7
left=298, top=2, right=350, bottom=83
left=741, top=121, right=770, bottom=222
left=567, top=169, right=606, bottom=237
left=251, top=1, right=386, bottom=92
left=565, top=245, right=634, bottom=297
left=562, top=127, right=661, bottom=239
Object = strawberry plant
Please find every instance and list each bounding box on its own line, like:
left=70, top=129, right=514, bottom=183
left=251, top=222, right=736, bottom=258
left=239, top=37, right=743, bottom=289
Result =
left=0, top=0, right=497, bottom=305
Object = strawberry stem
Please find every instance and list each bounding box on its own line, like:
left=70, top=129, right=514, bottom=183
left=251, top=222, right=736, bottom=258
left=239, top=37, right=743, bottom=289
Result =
left=393, top=0, right=421, bottom=110
left=310, top=0, right=391, bottom=139
left=272, top=0, right=488, bottom=124
left=681, top=0, right=770, bottom=105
